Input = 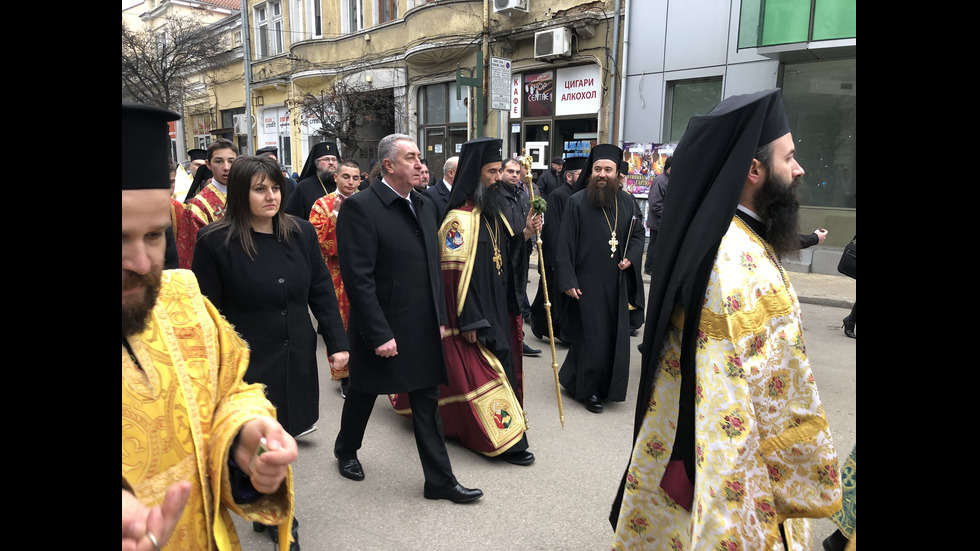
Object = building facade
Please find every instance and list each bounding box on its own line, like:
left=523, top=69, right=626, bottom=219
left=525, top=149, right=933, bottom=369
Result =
left=125, top=0, right=855, bottom=272
left=621, top=0, right=856, bottom=271
left=244, top=0, right=624, bottom=183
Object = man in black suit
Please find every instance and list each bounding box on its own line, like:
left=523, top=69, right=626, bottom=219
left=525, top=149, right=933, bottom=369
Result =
left=333, top=133, right=483, bottom=504
left=422, top=155, right=457, bottom=221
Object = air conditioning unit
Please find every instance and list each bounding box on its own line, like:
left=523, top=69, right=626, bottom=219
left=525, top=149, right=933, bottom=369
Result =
left=233, top=114, right=249, bottom=135
left=534, top=28, right=572, bottom=60
left=493, top=0, right=528, bottom=15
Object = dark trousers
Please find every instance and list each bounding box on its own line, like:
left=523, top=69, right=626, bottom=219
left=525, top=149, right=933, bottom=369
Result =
left=643, top=230, right=658, bottom=274
left=335, top=385, right=455, bottom=488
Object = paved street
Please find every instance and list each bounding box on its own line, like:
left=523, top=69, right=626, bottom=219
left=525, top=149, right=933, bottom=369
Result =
left=233, top=268, right=856, bottom=551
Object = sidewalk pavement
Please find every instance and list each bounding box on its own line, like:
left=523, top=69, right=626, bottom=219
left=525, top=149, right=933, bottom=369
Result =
left=529, top=259, right=856, bottom=309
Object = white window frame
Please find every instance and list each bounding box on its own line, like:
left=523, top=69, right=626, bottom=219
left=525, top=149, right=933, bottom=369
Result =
left=255, top=1, right=284, bottom=57
left=342, top=0, right=363, bottom=34
left=301, top=0, right=322, bottom=39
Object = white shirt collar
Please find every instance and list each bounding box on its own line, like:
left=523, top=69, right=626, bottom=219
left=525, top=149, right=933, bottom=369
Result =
left=736, top=204, right=762, bottom=222
left=381, top=178, right=410, bottom=200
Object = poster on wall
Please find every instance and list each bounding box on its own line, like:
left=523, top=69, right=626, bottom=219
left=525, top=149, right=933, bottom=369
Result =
left=622, top=142, right=676, bottom=198
left=523, top=71, right=554, bottom=117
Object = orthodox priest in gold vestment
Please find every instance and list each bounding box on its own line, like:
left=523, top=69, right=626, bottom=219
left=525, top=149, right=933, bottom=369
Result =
left=123, top=102, right=296, bottom=551
left=611, top=90, right=841, bottom=550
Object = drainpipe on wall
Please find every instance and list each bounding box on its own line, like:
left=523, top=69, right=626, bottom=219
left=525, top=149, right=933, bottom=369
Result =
left=607, top=0, right=622, bottom=144
left=617, top=0, right=630, bottom=148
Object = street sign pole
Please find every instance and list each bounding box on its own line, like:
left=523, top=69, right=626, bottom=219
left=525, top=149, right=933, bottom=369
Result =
left=455, top=50, right=484, bottom=138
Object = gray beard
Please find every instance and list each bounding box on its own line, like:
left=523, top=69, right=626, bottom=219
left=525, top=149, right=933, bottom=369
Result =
left=474, top=182, right=504, bottom=218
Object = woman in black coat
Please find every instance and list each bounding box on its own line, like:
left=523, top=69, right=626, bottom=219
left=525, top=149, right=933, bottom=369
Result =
left=192, top=155, right=350, bottom=545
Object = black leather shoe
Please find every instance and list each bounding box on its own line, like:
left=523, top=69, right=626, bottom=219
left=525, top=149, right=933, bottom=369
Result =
left=522, top=342, right=541, bottom=356
left=336, top=454, right=365, bottom=481
left=822, top=529, right=849, bottom=551
left=260, top=517, right=300, bottom=551
left=500, top=450, right=535, bottom=466
left=584, top=395, right=603, bottom=413
left=629, top=329, right=639, bottom=336
left=340, top=377, right=350, bottom=398
left=531, top=329, right=543, bottom=340
left=842, top=317, right=856, bottom=339
left=423, top=482, right=484, bottom=503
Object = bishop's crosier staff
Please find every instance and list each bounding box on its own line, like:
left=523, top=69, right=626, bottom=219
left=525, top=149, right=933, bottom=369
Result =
left=521, top=150, right=565, bottom=428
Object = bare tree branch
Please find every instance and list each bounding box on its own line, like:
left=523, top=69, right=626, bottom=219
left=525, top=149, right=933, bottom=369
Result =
left=292, top=81, right=398, bottom=160
left=122, top=14, right=219, bottom=110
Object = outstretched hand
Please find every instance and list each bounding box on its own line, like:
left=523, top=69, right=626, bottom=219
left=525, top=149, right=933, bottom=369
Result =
left=122, top=480, right=191, bottom=551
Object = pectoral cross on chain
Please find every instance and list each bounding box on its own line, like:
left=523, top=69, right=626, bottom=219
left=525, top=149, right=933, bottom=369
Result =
left=492, top=250, right=503, bottom=274
left=609, top=231, right=618, bottom=258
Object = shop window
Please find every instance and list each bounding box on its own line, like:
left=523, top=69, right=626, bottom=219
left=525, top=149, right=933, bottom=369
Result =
left=417, top=83, right=467, bottom=183
left=780, top=59, right=855, bottom=209
left=739, top=0, right=856, bottom=49
left=664, top=78, right=722, bottom=143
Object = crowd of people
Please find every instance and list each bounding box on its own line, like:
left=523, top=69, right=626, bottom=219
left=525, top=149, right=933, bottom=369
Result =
left=123, top=88, right=853, bottom=550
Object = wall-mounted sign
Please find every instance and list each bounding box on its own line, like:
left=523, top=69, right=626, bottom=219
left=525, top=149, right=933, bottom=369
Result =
left=555, top=65, right=601, bottom=116
left=490, top=57, right=512, bottom=111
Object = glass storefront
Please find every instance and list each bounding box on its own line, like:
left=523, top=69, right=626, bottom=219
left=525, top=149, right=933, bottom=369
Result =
left=781, top=58, right=856, bottom=210
left=417, top=82, right=467, bottom=183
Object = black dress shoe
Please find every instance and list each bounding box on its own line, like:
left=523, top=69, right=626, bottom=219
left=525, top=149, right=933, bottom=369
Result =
left=423, top=482, right=484, bottom=503
left=340, top=377, right=350, bottom=398
left=531, top=329, right=543, bottom=340
left=336, top=454, right=365, bottom=481
left=258, top=517, right=300, bottom=550
left=584, top=395, right=603, bottom=413
left=842, top=317, right=856, bottom=339
left=522, top=342, right=541, bottom=356
left=822, top=529, right=849, bottom=551
left=629, top=329, right=639, bottom=336
left=500, top=449, right=535, bottom=466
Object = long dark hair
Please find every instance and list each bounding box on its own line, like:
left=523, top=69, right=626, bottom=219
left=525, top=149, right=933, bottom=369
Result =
left=208, top=155, right=298, bottom=259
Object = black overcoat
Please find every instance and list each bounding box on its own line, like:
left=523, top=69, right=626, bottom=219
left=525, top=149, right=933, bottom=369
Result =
left=337, top=179, right=449, bottom=394
left=192, top=218, right=349, bottom=435
left=284, top=173, right=336, bottom=219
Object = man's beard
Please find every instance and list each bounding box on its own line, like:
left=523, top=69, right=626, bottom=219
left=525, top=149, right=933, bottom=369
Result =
left=474, top=181, right=504, bottom=218
left=755, top=170, right=801, bottom=258
left=317, top=167, right=335, bottom=180
left=586, top=174, right=619, bottom=209
left=122, top=267, right=163, bottom=339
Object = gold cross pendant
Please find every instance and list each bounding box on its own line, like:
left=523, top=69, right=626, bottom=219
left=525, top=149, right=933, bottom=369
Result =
left=609, top=231, right=618, bottom=258
left=493, top=251, right=503, bottom=274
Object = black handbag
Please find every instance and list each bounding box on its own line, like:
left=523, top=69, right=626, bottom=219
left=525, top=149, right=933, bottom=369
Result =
left=837, top=235, right=856, bottom=279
